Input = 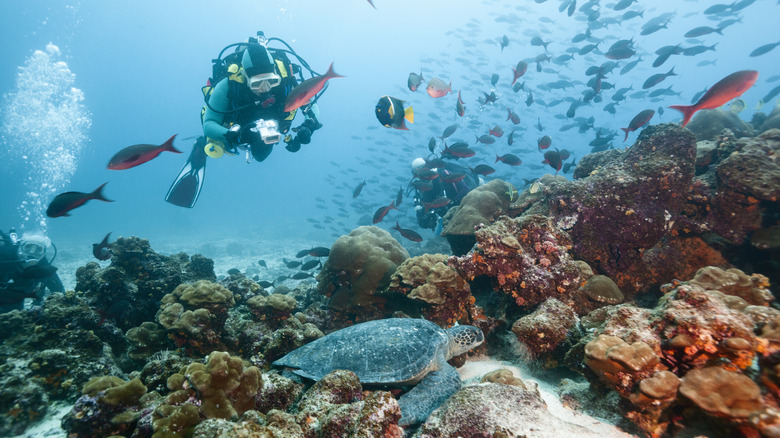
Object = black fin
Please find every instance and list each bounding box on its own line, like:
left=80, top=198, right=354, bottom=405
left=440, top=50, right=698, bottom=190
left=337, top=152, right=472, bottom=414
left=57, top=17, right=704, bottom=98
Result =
left=165, top=137, right=208, bottom=208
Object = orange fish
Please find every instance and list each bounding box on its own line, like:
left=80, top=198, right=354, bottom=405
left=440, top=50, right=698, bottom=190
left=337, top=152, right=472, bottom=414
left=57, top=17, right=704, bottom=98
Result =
left=669, top=70, right=758, bottom=127
left=426, top=78, right=452, bottom=98
left=283, top=63, right=344, bottom=112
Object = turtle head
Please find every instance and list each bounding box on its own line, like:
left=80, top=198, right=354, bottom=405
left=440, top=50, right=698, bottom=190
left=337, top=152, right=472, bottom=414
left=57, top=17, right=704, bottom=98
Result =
left=446, top=324, right=484, bottom=357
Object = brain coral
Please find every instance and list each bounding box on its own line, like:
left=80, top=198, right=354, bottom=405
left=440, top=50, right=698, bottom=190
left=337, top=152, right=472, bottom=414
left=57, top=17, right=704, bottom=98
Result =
left=316, top=226, right=409, bottom=314
left=156, top=280, right=236, bottom=354
left=441, top=179, right=516, bottom=256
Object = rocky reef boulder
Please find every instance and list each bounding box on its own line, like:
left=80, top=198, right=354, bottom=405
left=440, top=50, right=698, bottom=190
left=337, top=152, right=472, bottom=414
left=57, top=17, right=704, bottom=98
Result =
left=441, top=179, right=517, bottom=255
left=316, top=226, right=409, bottom=316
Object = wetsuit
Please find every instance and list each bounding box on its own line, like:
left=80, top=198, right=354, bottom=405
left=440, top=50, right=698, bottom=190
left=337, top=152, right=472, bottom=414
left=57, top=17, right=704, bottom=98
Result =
left=202, top=56, right=299, bottom=161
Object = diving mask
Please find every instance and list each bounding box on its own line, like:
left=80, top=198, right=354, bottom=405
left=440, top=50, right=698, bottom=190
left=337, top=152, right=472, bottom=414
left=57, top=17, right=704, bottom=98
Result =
left=248, top=72, right=281, bottom=93
left=18, top=239, right=46, bottom=264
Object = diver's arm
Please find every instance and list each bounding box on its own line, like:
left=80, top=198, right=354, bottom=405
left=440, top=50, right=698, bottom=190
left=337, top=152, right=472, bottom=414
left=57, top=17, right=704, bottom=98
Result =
left=202, top=79, right=231, bottom=142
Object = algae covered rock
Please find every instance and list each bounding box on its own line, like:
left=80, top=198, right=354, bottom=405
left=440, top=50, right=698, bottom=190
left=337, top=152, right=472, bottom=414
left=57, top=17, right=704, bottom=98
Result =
left=441, top=179, right=517, bottom=255
left=685, top=109, right=754, bottom=141
left=387, top=253, right=474, bottom=327
left=450, top=214, right=583, bottom=308
left=316, top=226, right=409, bottom=314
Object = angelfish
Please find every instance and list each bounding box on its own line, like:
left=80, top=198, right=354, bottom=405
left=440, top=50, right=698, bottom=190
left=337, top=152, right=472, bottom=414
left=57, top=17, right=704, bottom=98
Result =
left=284, top=63, right=344, bottom=112
left=92, top=232, right=113, bottom=261
left=375, top=96, right=414, bottom=130
left=107, top=135, right=181, bottom=170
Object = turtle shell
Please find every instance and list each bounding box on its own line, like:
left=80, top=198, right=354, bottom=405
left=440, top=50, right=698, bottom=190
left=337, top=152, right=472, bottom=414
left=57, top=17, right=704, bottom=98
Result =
left=273, top=318, right=449, bottom=384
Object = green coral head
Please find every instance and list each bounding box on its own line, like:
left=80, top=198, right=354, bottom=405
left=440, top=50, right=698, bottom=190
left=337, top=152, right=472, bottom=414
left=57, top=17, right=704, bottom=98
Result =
left=446, top=324, right=484, bottom=357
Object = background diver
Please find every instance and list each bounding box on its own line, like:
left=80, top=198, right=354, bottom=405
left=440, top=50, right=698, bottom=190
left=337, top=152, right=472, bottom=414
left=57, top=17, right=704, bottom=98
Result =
left=410, top=158, right=480, bottom=231
left=166, top=32, right=324, bottom=208
left=0, top=228, right=64, bottom=313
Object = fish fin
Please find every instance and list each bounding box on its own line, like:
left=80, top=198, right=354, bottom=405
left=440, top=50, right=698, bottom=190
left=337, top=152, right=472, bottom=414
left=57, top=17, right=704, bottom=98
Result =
left=92, top=182, right=114, bottom=203
left=325, top=63, right=345, bottom=79
left=396, top=120, right=410, bottom=130
left=162, top=134, right=183, bottom=154
left=620, top=127, right=630, bottom=142
left=404, top=106, right=414, bottom=123
left=668, top=104, right=697, bottom=127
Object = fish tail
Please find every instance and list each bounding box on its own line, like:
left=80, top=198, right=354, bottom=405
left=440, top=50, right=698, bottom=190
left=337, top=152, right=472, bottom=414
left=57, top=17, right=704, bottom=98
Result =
left=404, top=106, right=414, bottom=123
left=325, top=63, right=345, bottom=79
left=92, top=182, right=114, bottom=203
left=495, top=154, right=501, bottom=163
left=162, top=134, right=182, bottom=153
left=620, top=127, right=630, bottom=142
left=668, top=67, right=677, bottom=76
left=390, top=201, right=397, bottom=211
left=669, top=104, right=697, bottom=127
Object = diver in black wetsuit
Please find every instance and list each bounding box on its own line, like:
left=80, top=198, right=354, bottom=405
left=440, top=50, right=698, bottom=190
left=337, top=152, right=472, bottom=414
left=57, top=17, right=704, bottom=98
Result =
left=0, top=229, right=64, bottom=312
left=410, top=158, right=480, bottom=230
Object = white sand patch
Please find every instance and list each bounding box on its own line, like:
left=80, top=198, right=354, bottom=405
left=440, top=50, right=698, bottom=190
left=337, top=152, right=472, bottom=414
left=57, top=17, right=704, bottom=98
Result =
left=458, top=358, right=637, bottom=438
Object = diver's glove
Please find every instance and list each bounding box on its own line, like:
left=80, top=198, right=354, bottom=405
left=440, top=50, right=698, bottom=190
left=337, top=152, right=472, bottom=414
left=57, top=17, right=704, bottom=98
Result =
left=293, top=118, right=321, bottom=145
left=284, top=136, right=301, bottom=152
left=224, top=124, right=242, bottom=144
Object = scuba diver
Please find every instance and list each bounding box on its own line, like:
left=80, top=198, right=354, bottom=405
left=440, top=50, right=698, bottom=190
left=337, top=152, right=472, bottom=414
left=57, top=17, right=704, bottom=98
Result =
left=0, top=228, right=64, bottom=312
left=166, top=32, right=324, bottom=208
left=410, top=158, right=480, bottom=230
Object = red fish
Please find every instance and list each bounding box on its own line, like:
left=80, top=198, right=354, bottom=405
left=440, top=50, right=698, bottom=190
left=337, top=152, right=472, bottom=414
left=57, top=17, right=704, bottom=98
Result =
left=426, top=78, right=452, bottom=98
left=506, top=107, right=521, bottom=124
left=669, top=70, right=759, bottom=127
left=107, top=135, right=181, bottom=170
left=392, top=221, right=423, bottom=242
left=537, top=135, right=552, bottom=151
left=284, top=63, right=344, bottom=112
left=424, top=197, right=451, bottom=212
left=440, top=172, right=467, bottom=183
left=620, top=109, right=655, bottom=141
left=46, top=182, right=113, bottom=218
left=372, top=201, right=398, bottom=224
left=512, top=61, right=528, bottom=85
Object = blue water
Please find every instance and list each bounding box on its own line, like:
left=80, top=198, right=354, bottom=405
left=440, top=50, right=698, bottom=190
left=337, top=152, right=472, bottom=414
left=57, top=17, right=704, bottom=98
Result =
left=1, top=0, right=778, bottom=258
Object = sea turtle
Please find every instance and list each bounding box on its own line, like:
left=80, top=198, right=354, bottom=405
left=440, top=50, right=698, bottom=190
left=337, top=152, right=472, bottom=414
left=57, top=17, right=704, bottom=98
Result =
left=273, top=317, right=484, bottom=426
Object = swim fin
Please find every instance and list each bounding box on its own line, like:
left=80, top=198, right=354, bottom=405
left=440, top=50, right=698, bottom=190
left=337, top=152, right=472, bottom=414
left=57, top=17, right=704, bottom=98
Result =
left=165, top=136, right=207, bottom=208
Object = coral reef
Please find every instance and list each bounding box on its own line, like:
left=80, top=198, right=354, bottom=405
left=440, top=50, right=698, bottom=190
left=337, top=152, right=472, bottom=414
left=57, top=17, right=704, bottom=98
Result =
left=573, top=274, right=625, bottom=315
left=62, top=376, right=149, bottom=437
left=450, top=214, right=583, bottom=308
left=441, top=179, right=517, bottom=256
left=316, top=226, right=409, bottom=316
left=156, top=280, right=236, bottom=355
left=518, top=124, right=720, bottom=296
left=75, top=236, right=217, bottom=332
left=574, top=268, right=776, bottom=437
left=295, top=370, right=403, bottom=438
left=386, top=253, right=475, bottom=327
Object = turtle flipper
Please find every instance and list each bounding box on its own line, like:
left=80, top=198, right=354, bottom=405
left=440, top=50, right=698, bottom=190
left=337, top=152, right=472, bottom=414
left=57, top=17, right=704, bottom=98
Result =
left=398, top=363, right=461, bottom=426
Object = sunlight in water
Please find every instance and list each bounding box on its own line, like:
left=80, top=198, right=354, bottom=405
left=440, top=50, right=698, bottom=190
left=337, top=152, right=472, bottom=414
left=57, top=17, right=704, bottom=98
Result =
left=1, top=43, right=91, bottom=233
